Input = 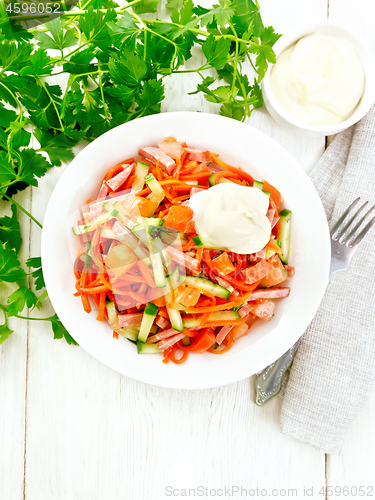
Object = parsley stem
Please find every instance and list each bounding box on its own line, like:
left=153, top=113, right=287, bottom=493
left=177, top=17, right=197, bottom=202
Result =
left=0, top=81, right=24, bottom=121
left=0, top=192, right=43, bottom=229
left=97, top=62, right=110, bottom=124
left=37, top=79, right=65, bottom=132
left=14, top=315, right=55, bottom=322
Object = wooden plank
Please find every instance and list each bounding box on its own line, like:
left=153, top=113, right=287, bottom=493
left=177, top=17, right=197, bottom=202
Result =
left=23, top=1, right=327, bottom=498
left=0, top=190, right=31, bottom=500
left=326, top=0, right=375, bottom=495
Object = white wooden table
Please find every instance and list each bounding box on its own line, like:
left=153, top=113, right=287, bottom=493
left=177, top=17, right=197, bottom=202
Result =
left=1, top=1, right=375, bottom=499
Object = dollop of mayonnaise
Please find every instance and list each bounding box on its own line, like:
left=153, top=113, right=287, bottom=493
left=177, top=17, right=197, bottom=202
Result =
left=270, top=32, right=365, bottom=126
left=189, top=183, right=271, bottom=254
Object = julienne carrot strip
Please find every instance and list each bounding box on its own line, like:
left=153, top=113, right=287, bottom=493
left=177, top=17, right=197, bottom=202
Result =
left=169, top=345, right=189, bottom=364
left=184, top=301, right=242, bottom=314
left=76, top=284, right=109, bottom=294
left=162, top=347, right=172, bottom=364
left=203, top=316, right=247, bottom=328
left=181, top=237, right=195, bottom=251
left=171, top=194, right=191, bottom=203
left=179, top=172, right=212, bottom=181
left=209, top=152, right=254, bottom=185
left=96, top=292, right=106, bottom=321
left=195, top=247, right=204, bottom=263
left=135, top=186, right=151, bottom=197
left=99, top=272, right=113, bottom=291
left=123, top=174, right=136, bottom=191
left=137, top=260, right=155, bottom=287
left=155, top=159, right=162, bottom=182
left=162, top=187, right=175, bottom=203
left=208, top=331, right=235, bottom=354
left=173, top=157, right=183, bottom=179
left=214, top=170, right=236, bottom=184
left=104, top=163, right=124, bottom=181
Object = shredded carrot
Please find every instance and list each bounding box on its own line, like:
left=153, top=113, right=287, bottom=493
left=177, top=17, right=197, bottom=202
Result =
left=180, top=172, right=212, bottom=181
left=137, top=260, right=155, bottom=287
left=104, top=163, right=124, bottom=181
left=169, top=345, right=189, bottom=364
left=96, top=292, right=106, bottom=321
left=204, top=316, right=247, bottom=328
left=209, top=152, right=254, bottom=185
left=76, top=284, right=109, bottom=294
left=214, top=170, right=237, bottom=184
left=155, top=159, right=162, bottom=182
left=208, top=331, right=235, bottom=354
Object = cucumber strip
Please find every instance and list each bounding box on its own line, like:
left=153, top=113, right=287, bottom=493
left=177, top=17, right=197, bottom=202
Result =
left=253, top=180, right=264, bottom=190
left=131, top=161, right=150, bottom=194
left=182, top=316, right=202, bottom=328
left=106, top=301, right=119, bottom=330
left=208, top=173, right=234, bottom=186
left=278, top=209, right=292, bottom=264
left=166, top=307, right=184, bottom=332
left=208, top=310, right=241, bottom=321
left=138, top=302, right=159, bottom=342
left=265, top=248, right=276, bottom=260
left=103, top=201, right=135, bottom=230
left=192, top=235, right=217, bottom=249
left=150, top=325, right=159, bottom=334
left=118, top=326, right=139, bottom=342
left=179, top=275, right=231, bottom=300
left=262, top=190, right=271, bottom=198
left=150, top=251, right=167, bottom=288
left=182, top=310, right=240, bottom=327
left=182, top=336, right=191, bottom=346
left=184, top=180, right=199, bottom=186
left=137, top=342, right=161, bottom=354
left=72, top=212, right=114, bottom=235
left=145, top=173, right=164, bottom=204
left=84, top=241, right=91, bottom=268
left=138, top=216, right=164, bottom=227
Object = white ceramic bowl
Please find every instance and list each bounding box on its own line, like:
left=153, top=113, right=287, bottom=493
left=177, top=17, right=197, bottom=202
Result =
left=41, top=112, right=330, bottom=389
left=262, top=22, right=375, bottom=137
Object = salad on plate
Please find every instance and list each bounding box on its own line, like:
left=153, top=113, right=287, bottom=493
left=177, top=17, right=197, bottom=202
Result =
left=72, top=138, right=293, bottom=365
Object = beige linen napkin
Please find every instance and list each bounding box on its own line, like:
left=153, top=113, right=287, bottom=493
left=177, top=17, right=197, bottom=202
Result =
left=279, top=106, right=375, bottom=454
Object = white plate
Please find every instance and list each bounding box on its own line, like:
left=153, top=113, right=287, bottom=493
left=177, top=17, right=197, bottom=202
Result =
left=41, top=112, right=330, bottom=389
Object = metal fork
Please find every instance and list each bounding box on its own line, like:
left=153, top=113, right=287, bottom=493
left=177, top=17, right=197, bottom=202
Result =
left=255, top=198, right=375, bottom=406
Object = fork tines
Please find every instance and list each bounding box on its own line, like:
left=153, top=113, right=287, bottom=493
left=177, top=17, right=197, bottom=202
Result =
left=330, top=197, right=375, bottom=247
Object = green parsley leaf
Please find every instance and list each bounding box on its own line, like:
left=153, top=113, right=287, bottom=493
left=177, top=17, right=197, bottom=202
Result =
left=35, top=17, right=78, bottom=51
left=0, top=41, right=31, bottom=73
left=136, top=79, right=164, bottom=117
left=62, top=47, right=97, bottom=75
left=17, top=149, right=51, bottom=187
left=7, top=286, right=37, bottom=317
left=50, top=314, right=78, bottom=345
left=166, top=0, right=185, bottom=9
left=0, top=204, right=22, bottom=253
left=105, top=85, right=136, bottom=109
left=108, top=11, right=140, bottom=45
left=131, top=0, right=160, bottom=14
left=202, top=34, right=231, bottom=70
left=0, top=323, right=13, bottom=344
left=0, top=150, right=17, bottom=185
left=20, top=49, right=52, bottom=77
left=79, top=7, right=116, bottom=47
left=0, top=244, right=26, bottom=283
left=34, top=129, right=75, bottom=166
left=26, top=257, right=45, bottom=290
left=108, top=46, right=148, bottom=87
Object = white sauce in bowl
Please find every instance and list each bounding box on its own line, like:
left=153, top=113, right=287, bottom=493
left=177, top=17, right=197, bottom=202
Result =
left=270, top=32, right=365, bottom=126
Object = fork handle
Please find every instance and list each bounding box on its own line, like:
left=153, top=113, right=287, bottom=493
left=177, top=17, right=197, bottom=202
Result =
left=255, top=339, right=302, bottom=405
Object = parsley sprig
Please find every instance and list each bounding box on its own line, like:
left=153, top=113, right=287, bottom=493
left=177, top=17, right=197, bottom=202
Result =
left=0, top=0, right=280, bottom=345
